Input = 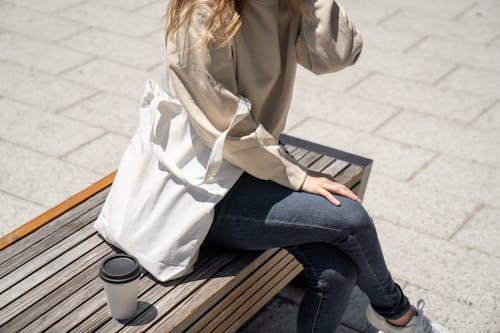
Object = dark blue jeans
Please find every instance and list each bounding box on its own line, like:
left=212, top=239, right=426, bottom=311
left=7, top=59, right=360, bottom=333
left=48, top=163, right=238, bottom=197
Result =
left=203, top=169, right=411, bottom=332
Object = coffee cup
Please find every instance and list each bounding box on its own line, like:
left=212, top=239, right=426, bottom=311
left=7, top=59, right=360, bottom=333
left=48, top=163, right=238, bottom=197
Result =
left=99, top=254, right=142, bottom=320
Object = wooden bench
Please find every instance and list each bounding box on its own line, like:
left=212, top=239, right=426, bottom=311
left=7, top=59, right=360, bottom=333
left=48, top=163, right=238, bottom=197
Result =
left=0, top=133, right=373, bottom=333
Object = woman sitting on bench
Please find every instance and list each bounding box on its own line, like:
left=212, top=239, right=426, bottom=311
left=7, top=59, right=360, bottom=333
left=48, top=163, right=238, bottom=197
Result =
left=163, top=1, right=448, bottom=332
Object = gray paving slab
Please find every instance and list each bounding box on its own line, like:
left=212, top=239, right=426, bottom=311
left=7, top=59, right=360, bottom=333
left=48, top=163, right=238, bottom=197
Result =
left=380, top=9, right=499, bottom=44
left=6, top=11, right=87, bottom=42
left=57, top=28, right=163, bottom=70
left=451, top=206, right=500, bottom=258
left=407, top=35, right=500, bottom=72
left=0, top=190, right=46, bottom=236
left=437, top=65, right=500, bottom=98
left=375, top=218, right=500, bottom=314
left=456, top=0, right=500, bottom=27
left=375, top=110, right=500, bottom=167
left=0, top=98, right=105, bottom=157
left=0, top=61, right=97, bottom=112
left=60, top=58, right=153, bottom=99
left=56, top=2, right=159, bottom=38
left=0, top=31, right=91, bottom=74
left=58, top=92, right=139, bottom=136
left=0, top=1, right=499, bottom=331
left=287, top=117, right=436, bottom=181
left=355, top=46, right=455, bottom=84
left=0, top=140, right=102, bottom=208
left=348, top=73, right=493, bottom=122
left=62, top=132, right=131, bottom=174
left=410, top=154, right=500, bottom=210
left=4, top=0, right=84, bottom=13
left=362, top=173, right=478, bottom=240
left=289, top=83, right=399, bottom=133
left=403, top=283, right=500, bottom=333
left=470, top=101, right=500, bottom=130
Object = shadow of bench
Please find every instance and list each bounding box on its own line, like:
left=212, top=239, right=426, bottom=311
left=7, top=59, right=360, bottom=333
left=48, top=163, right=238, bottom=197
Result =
left=0, top=133, right=373, bottom=332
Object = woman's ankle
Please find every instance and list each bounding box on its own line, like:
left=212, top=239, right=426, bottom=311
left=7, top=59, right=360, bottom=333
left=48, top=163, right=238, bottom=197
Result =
left=385, top=306, right=416, bottom=327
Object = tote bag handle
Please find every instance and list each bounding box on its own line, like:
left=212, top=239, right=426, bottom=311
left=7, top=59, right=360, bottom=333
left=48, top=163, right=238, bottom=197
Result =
left=151, top=35, right=249, bottom=187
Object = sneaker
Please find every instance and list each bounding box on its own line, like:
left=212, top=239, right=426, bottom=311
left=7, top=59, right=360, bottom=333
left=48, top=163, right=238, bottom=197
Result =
left=366, top=299, right=450, bottom=333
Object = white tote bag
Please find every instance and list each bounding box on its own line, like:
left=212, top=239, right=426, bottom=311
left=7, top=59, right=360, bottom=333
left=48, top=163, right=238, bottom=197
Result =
left=94, top=39, right=250, bottom=282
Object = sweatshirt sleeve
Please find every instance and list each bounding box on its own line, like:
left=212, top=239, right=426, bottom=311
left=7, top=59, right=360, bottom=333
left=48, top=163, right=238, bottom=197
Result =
left=165, top=5, right=308, bottom=191
left=295, top=0, right=363, bottom=75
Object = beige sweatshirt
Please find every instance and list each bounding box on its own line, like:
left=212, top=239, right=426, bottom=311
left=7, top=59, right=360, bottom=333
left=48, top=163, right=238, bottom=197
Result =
left=165, top=0, right=363, bottom=191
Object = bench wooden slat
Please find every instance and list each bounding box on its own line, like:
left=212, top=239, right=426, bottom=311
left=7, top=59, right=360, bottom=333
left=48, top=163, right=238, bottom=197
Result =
left=0, top=187, right=109, bottom=264
left=333, top=164, right=364, bottom=189
left=0, top=134, right=373, bottom=332
left=139, top=249, right=283, bottom=333
left=0, top=201, right=104, bottom=279
left=6, top=245, right=118, bottom=333
left=0, top=241, right=109, bottom=325
left=0, top=223, right=96, bottom=294
left=185, top=250, right=296, bottom=333
left=215, top=259, right=302, bottom=333
left=308, top=155, right=336, bottom=172
left=0, top=233, right=102, bottom=310
left=26, top=246, right=213, bottom=332
left=64, top=249, right=240, bottom=333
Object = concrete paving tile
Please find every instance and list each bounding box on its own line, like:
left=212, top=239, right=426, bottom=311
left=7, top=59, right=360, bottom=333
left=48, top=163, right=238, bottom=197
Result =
left=360, top=25, right=426, bottom=52
left=143, top=28, right=166, bottom=46
left=451, top=206, right=500, bottom=258
left=410, top=154, right=500, bottom=209
left=0, top=61, right=96, bottom=112
left=355, top=47, right=455, bottom=84
left=0, top=98, right=105, bottom=157
left=407, top=36, right=500, bottom=72
left=59, top=92, right=139, bottom=136
left=341, top=1, right=399, bottom=26
left=61, top=58, right=152, bottom=99
left=287, top=118, right=435, bottom=181
left=378, top=0, right=475, bottom=19
left=374, top=218, right=500, bottom=314
left=295, top=64, right=371, bottom=94
left=63, top=132, right=131, bottom=174
left=470, top=102, right=500, bottom=130
left=58, top=28, right=163, bottom=70
left=437, top=65, right=500, bottom=99
left=380, top=9, right=498, bottom=43
left=4, top=0, right=83, bottom=13
left=289, top=87, right=399, bottom=133
left=0, top=140, right=102, bottom=207
left=375, top=110, right=500, bottom=167
left=7, top=13, right=87, bottom=42
left=0, top=2, right=39, bottom=29
left=86, top=0, right=157, bottom=11
left=283, top=110, right=308, bottom=133
left=362, top=173, right=478, bottom=240
left=0, top=31, right=92, bottom=75
left=137, top=0, right=169, bottom=19
left=0, top=191, right=46, bottom=237
left=403, top=283, right=500, bottom=333
left=57, top=2, right=159, bottom=38
left=339, top=286, right=372, bottom=332
left=456, top=0, right=500, bottom=27
left=348, top=74, right=493, bottom=122
left=237, top=296, right=297, bottom=333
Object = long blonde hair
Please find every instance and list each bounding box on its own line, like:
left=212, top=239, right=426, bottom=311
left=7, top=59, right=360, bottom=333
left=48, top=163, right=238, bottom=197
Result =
left=163, top=0, right=313, bottom=49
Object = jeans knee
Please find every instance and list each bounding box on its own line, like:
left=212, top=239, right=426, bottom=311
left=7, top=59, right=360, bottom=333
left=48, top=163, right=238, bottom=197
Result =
left=342, top=200, right=375, bottom=237
left=317, top=262, right=358, bottom=291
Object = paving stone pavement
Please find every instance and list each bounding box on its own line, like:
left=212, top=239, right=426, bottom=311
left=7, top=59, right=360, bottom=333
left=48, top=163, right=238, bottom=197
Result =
left=1, top=0, right=499, bottom=332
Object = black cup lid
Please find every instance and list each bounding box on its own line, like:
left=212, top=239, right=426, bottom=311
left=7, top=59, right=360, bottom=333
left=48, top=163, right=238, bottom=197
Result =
left=99, top=254, right=142, bottom=284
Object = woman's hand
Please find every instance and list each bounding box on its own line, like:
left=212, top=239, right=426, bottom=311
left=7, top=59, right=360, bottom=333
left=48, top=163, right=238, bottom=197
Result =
left=300, top=170, right=362, bottom=206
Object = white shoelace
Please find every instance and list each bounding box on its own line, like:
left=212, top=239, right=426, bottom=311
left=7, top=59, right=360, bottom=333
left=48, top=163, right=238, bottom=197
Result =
left=411, top=299, right=438, bottom=333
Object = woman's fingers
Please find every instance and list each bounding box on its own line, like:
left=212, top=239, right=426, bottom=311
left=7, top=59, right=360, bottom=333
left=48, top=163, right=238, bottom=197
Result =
left=324, top=180, right=361, bottom=203
left=319, top=188, right=341, bottom=206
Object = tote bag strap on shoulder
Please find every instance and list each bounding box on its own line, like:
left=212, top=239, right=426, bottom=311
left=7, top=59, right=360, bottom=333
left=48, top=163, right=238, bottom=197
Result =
left=152, top=33, right=249, bottom=187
